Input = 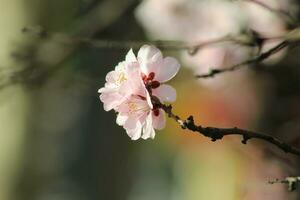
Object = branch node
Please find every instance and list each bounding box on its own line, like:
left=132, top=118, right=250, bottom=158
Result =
left=269, top=177, right=300, bottom=192
left=211, top=69, right=221, bottom=74
left=160, top=103, right=300, bottom=157
left=188, top=47, right=199, bottom=55
left=242, top=135, right=250, bottom=144
left=183, top=116, right=196, bottom=131
left=204, top=127, right=224, bottom=141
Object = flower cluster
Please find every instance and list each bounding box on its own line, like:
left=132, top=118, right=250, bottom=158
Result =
left=98, top=45, right=180, bottom=140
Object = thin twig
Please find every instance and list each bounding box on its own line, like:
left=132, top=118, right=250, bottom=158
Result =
left=0, top=26, right=297, bottom=90
left=195, top=40, right=290, bottom=78
left=159, top=104, right=300, bottom=157
left=23, top=27, right=299, bottom=80
left=22, top=26, right=258, bottom=53
left=269, top=177, right=300, bottom=191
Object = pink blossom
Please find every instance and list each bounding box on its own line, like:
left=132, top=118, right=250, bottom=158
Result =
left=98, top=45, right=180, bottom=140
left=135, top=0, right=244, bottom=41
left=98, top=50, right=140, bottom=111
left=137, top=45, right=179, bottom=103
left=116, top=95, right=166, bottom=140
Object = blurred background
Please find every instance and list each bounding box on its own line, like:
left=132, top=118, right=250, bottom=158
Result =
left=0, top=0, right=300, bottom=199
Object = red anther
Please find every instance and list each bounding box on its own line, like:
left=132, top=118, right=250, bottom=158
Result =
left=137, top=95, right=146, bottom=100
left=141, top=73, right=147, bottom=81
left=147, top=72, right=155, bottom=81
left=150, top=81, right=160, bottom=89
left=153, top=109, right=160, bottom=116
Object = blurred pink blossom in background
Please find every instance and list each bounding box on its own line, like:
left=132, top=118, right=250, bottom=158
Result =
left=135, top=0, right=297, bottom=76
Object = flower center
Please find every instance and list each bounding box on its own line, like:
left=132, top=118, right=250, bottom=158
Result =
left=128, top=102, right=138, bottom=112
left=141, top=72, right=162, bottom=116
left=116, top=72, right=127, bottom=85
left=128, top=101, right=150, bottom=115
left=142, top=72, right=161, bottom=91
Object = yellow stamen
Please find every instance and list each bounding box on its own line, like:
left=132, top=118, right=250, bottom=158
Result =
left=116, top=72, right=127, bottom=84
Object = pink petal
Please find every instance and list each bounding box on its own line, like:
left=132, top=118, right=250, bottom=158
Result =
left=114, top=99, right=130, bottom=113
left=155, top=57, right=180, bottom=82
left=99, top=92, right=124, bottom=111
left=142, top=114, right=155, bottom=139
left=152, top=109, right=166, bottom=130
left=152, top=84, right=176, bottom=103
left=105, top=70, right=118, bottom=83
left=124, top=116, right=139, bottom=130
left=119, top=68, right=148, bottom=98
left=124, top=61, right=139, bottom=76
left=138, top=45, right=162, bottom=63
left=125, top=49, right=137, bottom=63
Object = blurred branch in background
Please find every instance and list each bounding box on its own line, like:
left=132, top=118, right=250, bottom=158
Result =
left=1, top=26, right=300, bottom=91
left=195, top=40, right=289, bottom=78
left=0, top=0, right=137, bottom=91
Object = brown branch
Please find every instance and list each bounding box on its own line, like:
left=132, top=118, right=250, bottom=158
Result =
left=22, top=27, right=292, bottom=81
left=195, top=40, right=291, bottom=78
left=187, top=34, right=256, bottom=55
left=269, top=177, right=300, bottom=191
left=159, top=104, right=300, bottom=157
left=22, top=26, right=257, bottom=53
left=195, top=27, right=300, bottom=78
left=0, top=26, right=297, bottom=90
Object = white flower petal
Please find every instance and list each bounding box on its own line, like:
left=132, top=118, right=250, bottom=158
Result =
left=116, top=114, right=128, bottom=126
left=152, top=109, right=166, bottom=130
left=138, top=45, right=162, bottom=62
left=139, top=62, right=157, bottom=76
left=146, top=90, right=153, bottom=109
left=127, top=122, right=142, bottom=140
left=152, top=84, right=176, bottom=103
left=138, top=45, right=163, bottom=75
left=125, top=49, right=137, bottom=63
left=150, top=127, right=156, bottom=139
left=142, top=114, right=155, bottom=139
left=98, top=87, right=105, bottom=93
left=115, top=62, right=125, bottom=71
left=98, top=85, right=115, bottom=93
left=145, top=127, right=155, bottom=139
left=155, top=57, right=180, bottom=82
